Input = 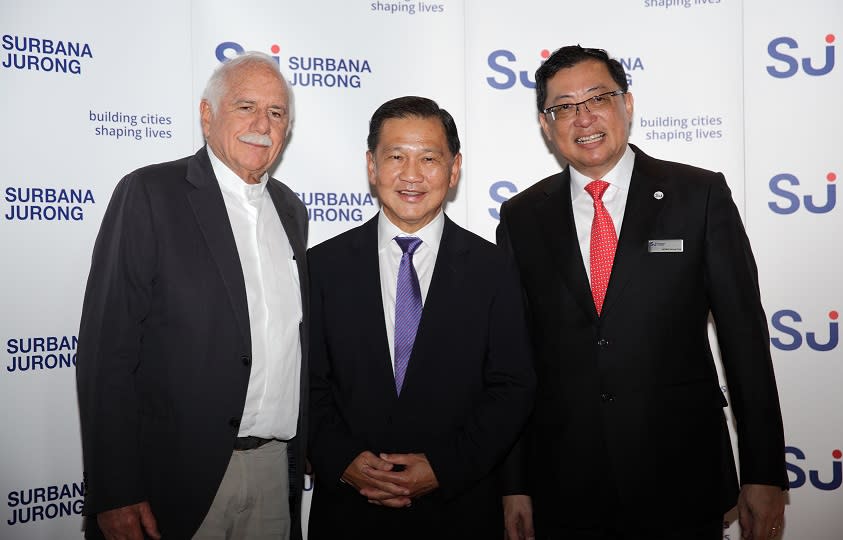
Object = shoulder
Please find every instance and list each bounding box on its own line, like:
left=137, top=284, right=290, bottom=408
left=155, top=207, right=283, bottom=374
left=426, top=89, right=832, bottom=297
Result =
left=444, top=218, right=513, bottom=271
left=269, top=177, right=303, bottom=206
left=510, top=172, right=564, bottom=205
left=308, top=218, right=372, bottom=262
left=632, top=145, right=724, bottom=187
left=500, top=171, right=566, bottom=218
left=106, top=154, right=193, bottom=209
left=127, top=154, right=192, bottom=185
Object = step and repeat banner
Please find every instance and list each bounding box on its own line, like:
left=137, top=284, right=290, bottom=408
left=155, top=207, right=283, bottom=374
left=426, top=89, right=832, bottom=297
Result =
left=1, top=1, right=840, bottom=538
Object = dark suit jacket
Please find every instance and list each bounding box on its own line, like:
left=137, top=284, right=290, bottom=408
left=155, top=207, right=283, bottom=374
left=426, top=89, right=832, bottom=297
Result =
left=76, top=146, right=309, bottom=539
left=497, top=145, right=787, bottom=533
left=307, top=214, right=535, bottom=540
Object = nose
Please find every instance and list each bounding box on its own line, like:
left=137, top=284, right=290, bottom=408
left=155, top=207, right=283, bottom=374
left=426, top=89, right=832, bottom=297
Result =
left=400, top=158, right=422, bottom=183
left=251, top=109, right=271, bottom=133
left=573, top=103, right=597, bottom=127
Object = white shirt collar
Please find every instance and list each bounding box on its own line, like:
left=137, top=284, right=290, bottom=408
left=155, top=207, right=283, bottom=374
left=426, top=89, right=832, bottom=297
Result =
left=207, top=145, right=269, bottom=204
left=570, top=144, right=636, bottom=199
left=377, top=208, right=445, bottom=252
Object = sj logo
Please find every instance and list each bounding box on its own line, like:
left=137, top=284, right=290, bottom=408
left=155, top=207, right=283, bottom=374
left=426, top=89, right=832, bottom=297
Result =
left=767, top=34, right=836, bottom=78
left=768, top=172, right=836, bottom=214
left=786, top=446, right=842, bottom=490
left=770, top=310, right=838, bottom=352
left=215, top=41, right=280, bottom=65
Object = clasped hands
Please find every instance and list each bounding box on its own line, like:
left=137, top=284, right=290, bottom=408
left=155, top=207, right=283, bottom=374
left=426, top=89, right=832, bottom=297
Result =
left=342, top=450, right=439, bottom=508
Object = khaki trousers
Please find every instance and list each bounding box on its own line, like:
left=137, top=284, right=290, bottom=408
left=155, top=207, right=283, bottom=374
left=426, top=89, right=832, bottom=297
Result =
left=193, top=440, right=289, bottom=540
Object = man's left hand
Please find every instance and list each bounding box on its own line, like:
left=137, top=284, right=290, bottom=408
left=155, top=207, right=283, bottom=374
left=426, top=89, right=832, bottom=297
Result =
left=365, top=453, right=439, bottom=503
left=738, top=483, right=785, bottom=540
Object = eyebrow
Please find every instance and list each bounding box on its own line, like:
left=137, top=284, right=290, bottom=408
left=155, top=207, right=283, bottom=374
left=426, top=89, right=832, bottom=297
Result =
left=552, top=84, right=608, bottom=101
left=232, top=98, right=287, bottom=111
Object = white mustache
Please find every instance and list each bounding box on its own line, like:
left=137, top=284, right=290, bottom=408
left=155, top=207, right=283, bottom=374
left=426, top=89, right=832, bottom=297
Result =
left=238, top=133, right=273, bottom=147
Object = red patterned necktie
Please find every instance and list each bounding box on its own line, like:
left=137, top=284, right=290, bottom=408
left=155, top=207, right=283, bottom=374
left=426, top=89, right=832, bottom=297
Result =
left=585, top=180, right=617, bottom=315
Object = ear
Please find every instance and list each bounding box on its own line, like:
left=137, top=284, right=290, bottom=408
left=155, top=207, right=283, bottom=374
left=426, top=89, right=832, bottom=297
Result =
left=366, top=151, right=377, bottom=187
left=624, top=92, right=634, bottom=118
left=538, top=112, right=552, bottom=141
left=200, top=100, right=213, bottom=139
left=448, top=152, right=463, bottom=188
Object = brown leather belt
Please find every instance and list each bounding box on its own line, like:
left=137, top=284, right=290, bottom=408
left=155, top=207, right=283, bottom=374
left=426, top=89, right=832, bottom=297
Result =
left=234, top=436, right=273, bottom=451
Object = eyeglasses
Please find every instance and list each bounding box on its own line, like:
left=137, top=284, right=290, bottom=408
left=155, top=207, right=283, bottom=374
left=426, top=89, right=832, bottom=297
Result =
left=542, top=90, right=626, bottom=121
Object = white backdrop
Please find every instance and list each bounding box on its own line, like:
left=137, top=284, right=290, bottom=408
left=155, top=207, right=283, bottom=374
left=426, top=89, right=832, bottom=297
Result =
left=1, top=1, right=840, bottom=538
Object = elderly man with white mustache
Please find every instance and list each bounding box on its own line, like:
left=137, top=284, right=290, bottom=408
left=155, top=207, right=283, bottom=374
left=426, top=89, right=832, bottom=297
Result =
left=77, top=51, right=309, bottom=540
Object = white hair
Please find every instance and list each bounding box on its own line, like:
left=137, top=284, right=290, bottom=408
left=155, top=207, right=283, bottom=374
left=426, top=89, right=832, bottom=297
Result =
left=202, top=51, right=295, bottom=134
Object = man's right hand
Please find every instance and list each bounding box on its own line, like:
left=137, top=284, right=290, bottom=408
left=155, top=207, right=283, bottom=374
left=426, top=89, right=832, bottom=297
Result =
left=504, top=494, right=535, bottom=540
left=96, top=501, right=161, bottom=540
left=342, top=450, right=411, bottom=508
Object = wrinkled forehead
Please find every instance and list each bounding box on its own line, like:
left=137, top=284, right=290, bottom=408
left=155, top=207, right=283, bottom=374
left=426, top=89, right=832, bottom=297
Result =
left=222, top=64, right=288, bottom=104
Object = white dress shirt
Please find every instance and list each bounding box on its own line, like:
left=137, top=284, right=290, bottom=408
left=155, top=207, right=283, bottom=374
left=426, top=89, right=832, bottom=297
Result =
left=377, top=209, right=444, bottom=372
left=570, top=144, right=636, bottom=284
left=209, top=148, right=302, bottom=440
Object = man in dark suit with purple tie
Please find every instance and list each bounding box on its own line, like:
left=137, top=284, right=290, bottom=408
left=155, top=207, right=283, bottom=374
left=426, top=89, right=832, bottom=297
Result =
left=307, top=96, right=535, bottom=539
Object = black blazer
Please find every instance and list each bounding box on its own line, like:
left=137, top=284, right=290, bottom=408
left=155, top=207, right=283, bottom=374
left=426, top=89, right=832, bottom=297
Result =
left=307, top=214, right=535, bottom=540
left=497, top=145, right=787, bottom=532
left=76, top=146, right=309, bottom=539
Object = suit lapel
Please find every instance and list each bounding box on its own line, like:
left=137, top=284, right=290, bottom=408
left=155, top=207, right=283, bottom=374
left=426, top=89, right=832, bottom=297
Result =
left=267, top=181, right=306, bottom=261
left=353, top=216, right=398, bottom=398
left=602, top=149, right=667, bottom=316
left=266, top=180, right=308, bottom=317
left=403, top=215, right=466, bottom=395
left=185, top=147, right=251, bottom=351
left=536, top=171, right=597, bottom=319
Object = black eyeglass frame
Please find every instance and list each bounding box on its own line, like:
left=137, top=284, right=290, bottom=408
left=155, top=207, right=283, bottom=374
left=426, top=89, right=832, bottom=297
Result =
left=542, top=89, right=626, bottom=121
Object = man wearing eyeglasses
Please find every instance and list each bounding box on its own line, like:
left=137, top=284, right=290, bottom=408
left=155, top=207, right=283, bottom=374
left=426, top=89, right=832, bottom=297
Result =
left=497, top=46, right=787, bottom=540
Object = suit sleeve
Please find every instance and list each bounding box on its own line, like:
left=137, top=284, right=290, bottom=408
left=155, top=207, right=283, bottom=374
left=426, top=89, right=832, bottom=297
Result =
left=307, top=250, right=369, bottom=487
left=494, top=203, right=532, bottom=496
left=422, top=249, right=536, bottom=500
left=704, top=174, right=788, bottom=488
left=76, top=173, right=157, bottom=514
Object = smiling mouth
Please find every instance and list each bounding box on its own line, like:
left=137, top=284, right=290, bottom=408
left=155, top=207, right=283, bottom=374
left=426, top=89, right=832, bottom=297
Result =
left=398, top=190, right=424, bottom=197
left=576, top=133, right=605, bottom=144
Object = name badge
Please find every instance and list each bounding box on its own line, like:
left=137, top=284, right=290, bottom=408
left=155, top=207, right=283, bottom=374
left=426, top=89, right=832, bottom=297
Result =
left=648, top=239, right=683, bottom=253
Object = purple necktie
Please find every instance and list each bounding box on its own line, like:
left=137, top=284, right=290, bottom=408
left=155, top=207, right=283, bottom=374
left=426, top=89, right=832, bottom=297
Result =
left=394, top=236, right=423, bottom=396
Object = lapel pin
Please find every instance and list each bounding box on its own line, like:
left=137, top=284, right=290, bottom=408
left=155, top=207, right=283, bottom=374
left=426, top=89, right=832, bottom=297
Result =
left=653, top=191, right=664, bottom=200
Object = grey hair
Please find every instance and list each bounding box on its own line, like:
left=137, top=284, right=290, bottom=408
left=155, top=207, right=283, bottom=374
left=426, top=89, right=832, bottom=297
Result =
left=202, top=51, right=295, bottom=134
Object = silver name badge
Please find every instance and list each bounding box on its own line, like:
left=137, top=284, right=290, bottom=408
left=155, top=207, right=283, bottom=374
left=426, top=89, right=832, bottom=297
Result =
left=648, top=239, right=684, bottom=253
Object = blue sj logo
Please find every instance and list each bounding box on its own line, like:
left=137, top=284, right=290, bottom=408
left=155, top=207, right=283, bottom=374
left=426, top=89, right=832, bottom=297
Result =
left=768, top=171, right=837, bottom=214
left=770, top=310, right=839, bottom=351
left=767, top=33, right=836, bottom=78
left=786, top=446, right=842, bottom=490
left=486, top=49, right=549, bottom=89
left=215, top=41, right=280, bottom=65
left=486, top=49, right=641, bottom=90
left=488, top=180, right=520, bottom=220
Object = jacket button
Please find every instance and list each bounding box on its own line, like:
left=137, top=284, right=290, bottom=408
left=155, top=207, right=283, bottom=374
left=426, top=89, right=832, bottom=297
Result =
left=597, top=338, right=610, bottom=347
left=229, top=416, right=241, bottom=428
left=600, top=393, right=615, bottom=403
left=241, top=355, right=251, bottom=366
